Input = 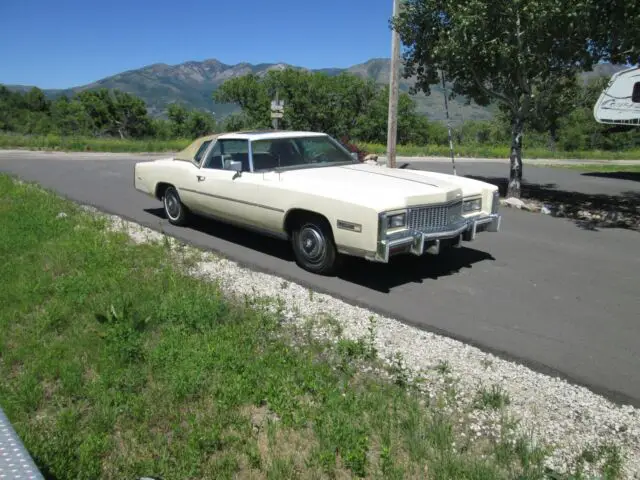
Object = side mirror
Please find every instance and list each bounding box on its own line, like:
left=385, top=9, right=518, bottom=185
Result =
left=225, top=159, right=243, bottom=172
left=350, top=152, right=358, bottom=161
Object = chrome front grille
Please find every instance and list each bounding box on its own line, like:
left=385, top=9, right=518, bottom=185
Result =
left=407, top=201, right=463, bottom=232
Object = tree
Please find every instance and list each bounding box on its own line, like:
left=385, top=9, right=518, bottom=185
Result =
left=50, top=96, right=94, bottom=136
left=167, top=103, right=189, bottom=136
left=526, top=74, right=580, bottom=149
left=393, top=0, right=602, bottom=197
left=213, top=74, right=271, bottom=128
left=587, top=2, right=640, bottom=66
left=353, top=85, right=441, bottom=144
left=110, top=90, right=151, bottom=138
left=167, top=103, right=216, bottom=138
left=23, top=87, right=50, bottom=113
left=184, top=109, right=216, bottom=138
left=76, top=89, right=151, bottom=138
left=214, top=68, right=379, bottom=138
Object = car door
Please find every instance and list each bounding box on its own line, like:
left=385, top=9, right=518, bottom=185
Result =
left=195, top=139, right=265, bottom=225
left=174, top=139, right=215, bottom=213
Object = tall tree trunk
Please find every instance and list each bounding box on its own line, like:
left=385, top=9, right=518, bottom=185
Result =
left=548, top=127, right=557, bottom=152
left=507, top=116, right=524, bottom=198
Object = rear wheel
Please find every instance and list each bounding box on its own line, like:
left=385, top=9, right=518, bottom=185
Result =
left=290, top=217, right=340, bottom=275
left=163, top=186, right=189, bottom=226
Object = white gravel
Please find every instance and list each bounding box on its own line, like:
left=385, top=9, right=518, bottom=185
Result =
left=85, top=208, right=640, bottom=478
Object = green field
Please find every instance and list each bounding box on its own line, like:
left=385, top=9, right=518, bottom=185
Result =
left=0, top=174, right=627, bottom=479
left=361, top=142, right=640, bottom=161
left=2, top=133, right=640, bottom=161
left=0, top=133, right=190, bottom=153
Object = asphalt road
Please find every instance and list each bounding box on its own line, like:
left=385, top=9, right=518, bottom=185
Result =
left=2, top=151, right=639, bottom=406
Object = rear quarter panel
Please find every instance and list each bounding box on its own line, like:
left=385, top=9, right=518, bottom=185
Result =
left=134, top=160, right=197, bottom=204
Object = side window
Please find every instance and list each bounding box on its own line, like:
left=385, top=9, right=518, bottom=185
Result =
left=220, top=139, right=250, bottom=171
left=193, top=140, right=211, bottom=166
left=632, top=82, right=640, bottom=103
left=203, top=142, right=223, bottom=170
left=203, top=139, right=250, bottom=171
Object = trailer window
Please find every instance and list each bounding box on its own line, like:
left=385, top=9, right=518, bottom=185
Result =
left=633, top=82, right=640, bottom=103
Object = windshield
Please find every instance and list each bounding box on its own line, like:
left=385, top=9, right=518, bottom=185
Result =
left=250, top=135, right=355, bottom=172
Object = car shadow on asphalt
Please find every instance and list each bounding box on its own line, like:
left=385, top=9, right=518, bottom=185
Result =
left=466, top=175, right=640, bottom=231
left=145, top=207, right=296, bottom=261
left=337, top=249, right=495, bottom=293
left=145, top=207, right=494, bottom=293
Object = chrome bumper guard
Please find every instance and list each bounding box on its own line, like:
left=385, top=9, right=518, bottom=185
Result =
left=372, top=213, right=501, bottom=263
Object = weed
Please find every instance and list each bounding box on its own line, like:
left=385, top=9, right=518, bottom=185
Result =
left=481, top=358, right=494, bottom=370
left=388, top=352, right=409, bottom=388
left=436, top=359, right=453, bottom=375
left=474, top=384, right=511, bottom=410
left=319, top=314, right=344, bottom=337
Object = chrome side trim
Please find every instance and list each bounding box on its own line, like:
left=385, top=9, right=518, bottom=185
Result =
left=337, top=220, right=362, bottom=233
left=181, top=188, right=284, bottom=213
left=195, top=210, right=289, bottom=240
left=337, top=245, right=375, bottom=258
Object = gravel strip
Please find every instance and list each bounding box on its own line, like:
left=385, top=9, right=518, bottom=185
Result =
left=83, top=208, right=640, bottom=478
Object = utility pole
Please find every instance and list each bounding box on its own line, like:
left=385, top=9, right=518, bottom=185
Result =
left=386, top=0, right=401, bottom=168
left=441, top=70, right=457, bottom=176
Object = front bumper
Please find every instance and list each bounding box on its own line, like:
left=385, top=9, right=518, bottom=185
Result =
left=369, top=213, right=501, bottom=263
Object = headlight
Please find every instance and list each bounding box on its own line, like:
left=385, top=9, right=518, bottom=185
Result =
left=463, top=198, right=482, bottom=213
left=387, top=213, right=407, bottom=229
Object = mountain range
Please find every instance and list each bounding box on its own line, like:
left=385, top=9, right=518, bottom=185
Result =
left=7, top=58, right=624, bottom=125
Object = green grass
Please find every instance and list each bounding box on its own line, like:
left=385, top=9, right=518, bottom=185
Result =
left=2, top=133, right=640, bottom=161
left=359, top=142, right=640, bottom=161
left=0, top=174, right=625, bottom=479
left=0, top=133, right=190, bottom=153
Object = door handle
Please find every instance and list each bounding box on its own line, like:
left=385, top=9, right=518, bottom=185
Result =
left=196, top=175, right=206, bottom=182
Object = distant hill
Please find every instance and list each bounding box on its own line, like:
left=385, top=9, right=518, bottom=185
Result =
left=5, top=59, right=626, bottom=126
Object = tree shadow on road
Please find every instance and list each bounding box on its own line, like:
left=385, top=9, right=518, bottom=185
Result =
left=145, top=207, right=494, bottom=292
left=581, top=171, right=640, bottom=183
left=466, top=175, right=640, bottom=232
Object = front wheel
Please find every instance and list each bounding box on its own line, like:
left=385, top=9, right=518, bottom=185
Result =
left=291, top=218, right=340, bottom=275
left=163, top=186, right=189, bottom=226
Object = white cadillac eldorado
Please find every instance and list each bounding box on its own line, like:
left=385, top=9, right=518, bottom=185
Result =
left=134, top=130, right=501, bottom=274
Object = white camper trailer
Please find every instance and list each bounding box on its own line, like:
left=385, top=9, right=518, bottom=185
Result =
left=593, top=66, right=640, bottom=126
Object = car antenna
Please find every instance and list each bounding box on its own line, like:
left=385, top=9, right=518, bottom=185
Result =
left=441, top=69, right=457, bottom=176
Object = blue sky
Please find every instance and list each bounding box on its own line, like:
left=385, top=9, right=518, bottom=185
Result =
left=0, top=0, right=395, bottom=89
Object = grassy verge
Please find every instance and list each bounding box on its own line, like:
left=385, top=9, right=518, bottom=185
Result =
left=0, top=133, right=189, bottom=153
left=2, top=133, right=640, bottom=161
left=359, top=142, right=640, bottom=161
left=0, top=174, right=625, bottom=479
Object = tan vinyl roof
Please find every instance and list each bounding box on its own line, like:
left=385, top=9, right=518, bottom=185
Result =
left=174, top=133, right=224, bottom=161
left=173, top=130, right=329, bottom=161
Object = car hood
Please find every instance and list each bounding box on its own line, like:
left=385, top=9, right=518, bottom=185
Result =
left=270, top=163, right=474, bottom=210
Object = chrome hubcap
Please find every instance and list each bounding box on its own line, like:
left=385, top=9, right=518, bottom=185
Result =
left=165, top=192, right=180, bottom=219
left=298, top=225, right=325, bottom=263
